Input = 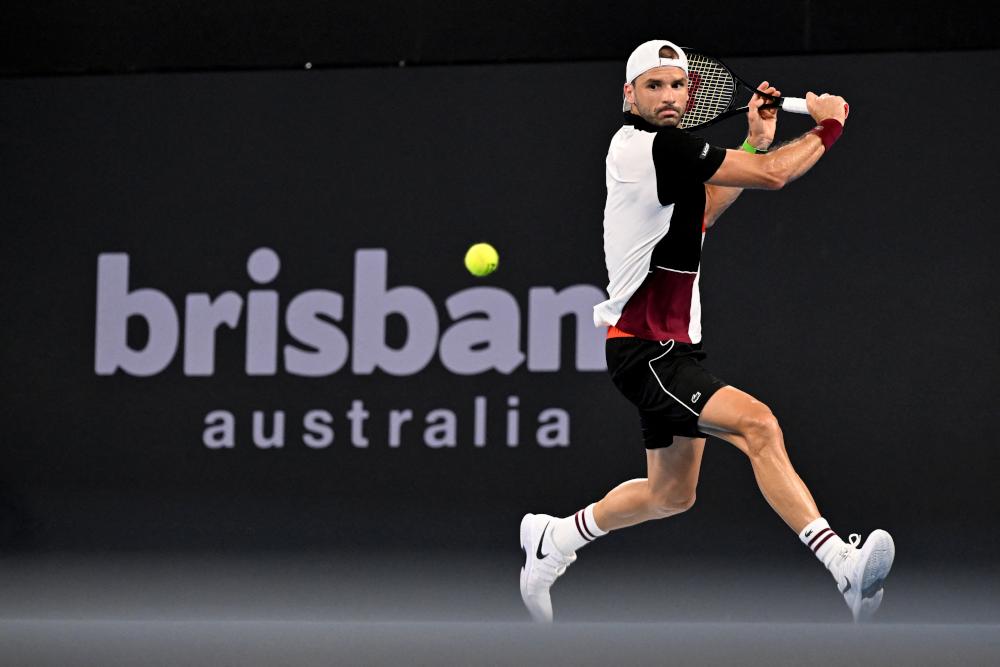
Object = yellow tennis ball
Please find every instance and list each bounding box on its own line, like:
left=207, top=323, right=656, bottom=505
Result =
left=464, top=242, right=499, bottom=277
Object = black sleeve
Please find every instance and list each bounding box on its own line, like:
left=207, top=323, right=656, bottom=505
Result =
left=651, top=127, right=727, bottom=205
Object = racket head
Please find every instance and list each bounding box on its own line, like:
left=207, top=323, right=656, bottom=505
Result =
left=679, top=52, right=739, bottom=130
left=679, top=51, right=779, bottom=130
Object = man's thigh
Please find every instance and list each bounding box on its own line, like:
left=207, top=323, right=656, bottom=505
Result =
left=606, top=338, right=727, bottom=446
left=646, top=436, right=706, bottom=493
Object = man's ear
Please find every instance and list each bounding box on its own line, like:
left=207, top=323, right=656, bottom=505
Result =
left=623, top=82, right=634, bottom=106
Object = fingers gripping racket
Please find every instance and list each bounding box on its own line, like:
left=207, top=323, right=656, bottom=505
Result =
left=679, top=51, right=809, bottom=130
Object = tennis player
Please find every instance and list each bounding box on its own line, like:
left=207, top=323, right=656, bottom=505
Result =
left=520, top=40, right=894, bottom=623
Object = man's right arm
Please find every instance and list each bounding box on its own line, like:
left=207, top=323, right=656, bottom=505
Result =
left=706, top=92, right=849, bottom=191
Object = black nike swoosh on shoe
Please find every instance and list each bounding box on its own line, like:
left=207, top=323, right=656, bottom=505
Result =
left=841, top=577, right=852, bottom=594
left=536, top=522, right=551, bottom=560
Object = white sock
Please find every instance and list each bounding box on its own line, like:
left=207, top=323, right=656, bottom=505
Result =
left=550, top=503, right=608, bottom=556
left=799, top=517, right=848, bottom=574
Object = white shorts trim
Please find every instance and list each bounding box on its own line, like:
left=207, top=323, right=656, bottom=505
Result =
left=646, top=339, right=700, bottom=417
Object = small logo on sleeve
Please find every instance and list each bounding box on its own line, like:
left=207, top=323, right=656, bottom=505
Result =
left=691, top=392, right=701, bottom=403
left=699, top=143, right=710, bottom=159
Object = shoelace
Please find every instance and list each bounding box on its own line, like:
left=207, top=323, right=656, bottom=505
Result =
left=837, top=533, right=862, bottom=561
left=531, top=552, right=575, bottom=587
left=831, top=534, right=864, bottom=595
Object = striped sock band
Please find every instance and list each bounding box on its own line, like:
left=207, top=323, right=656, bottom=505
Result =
left=551, top=503, right=608, bottom=555
left=577, top=503, right=608, bottom=542
left=799, top=517, right=847, bottom=571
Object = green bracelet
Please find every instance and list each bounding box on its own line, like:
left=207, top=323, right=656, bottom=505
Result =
left=741, top=139, right=767, bottom=154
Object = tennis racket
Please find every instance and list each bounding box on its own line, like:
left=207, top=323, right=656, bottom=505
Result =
left=679, top=51, right=809, bottom=130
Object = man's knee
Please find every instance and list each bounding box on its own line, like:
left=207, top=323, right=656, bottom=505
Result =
left=648, top=487, right=696, bottom=517
left=738, top=406, right=782, bottom=456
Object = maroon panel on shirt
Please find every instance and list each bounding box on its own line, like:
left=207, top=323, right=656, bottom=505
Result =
left=615, top=269, right=695, bottom=343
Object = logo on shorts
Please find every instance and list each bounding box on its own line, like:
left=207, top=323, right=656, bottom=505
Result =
left=691, top=392, right=701, bottom=403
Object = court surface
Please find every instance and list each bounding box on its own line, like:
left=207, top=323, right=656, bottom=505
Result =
left=1, top=551, right=997, bottom=665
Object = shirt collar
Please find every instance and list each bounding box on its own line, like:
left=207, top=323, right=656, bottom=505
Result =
left=623, top=112, right=676, bottom=133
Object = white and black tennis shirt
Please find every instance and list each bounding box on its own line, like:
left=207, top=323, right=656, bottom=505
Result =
left=593, top=113, right=727, bottom=343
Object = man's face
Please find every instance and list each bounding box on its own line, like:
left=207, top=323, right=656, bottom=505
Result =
left=625, top=66, right=689, bottom=128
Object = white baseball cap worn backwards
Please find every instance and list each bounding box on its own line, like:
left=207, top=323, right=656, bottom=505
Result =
left=623, top=39, right=688, bottom=111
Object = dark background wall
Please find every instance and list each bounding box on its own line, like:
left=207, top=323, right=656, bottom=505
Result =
left=2, top=47, right=998, bottom=570
left=5, top=0, right=1000, bottom=76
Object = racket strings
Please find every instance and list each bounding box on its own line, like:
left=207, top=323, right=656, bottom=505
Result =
left=680, top=54, right=736, bottom=130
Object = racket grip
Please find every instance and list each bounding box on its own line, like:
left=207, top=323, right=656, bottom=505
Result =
left=779, top=97, right=809, bottom=114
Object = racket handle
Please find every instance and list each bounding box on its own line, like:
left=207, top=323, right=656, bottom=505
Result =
left=779, top=97, right=809, bottom=114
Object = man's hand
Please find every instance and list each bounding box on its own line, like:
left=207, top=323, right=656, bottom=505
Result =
left=746, top=81, right=780, bottom=151
left=806, top=92, right=850, bottom=125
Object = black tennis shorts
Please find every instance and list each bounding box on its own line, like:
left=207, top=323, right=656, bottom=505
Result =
left=606, top=337, right=727, bottom=447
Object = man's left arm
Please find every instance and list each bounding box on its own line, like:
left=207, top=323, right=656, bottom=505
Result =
left=704, top=81, right=779, bottom=228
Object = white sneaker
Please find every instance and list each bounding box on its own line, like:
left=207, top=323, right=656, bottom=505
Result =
left=519, top=513, right=575, bottom=623
left=832, top=529, right=895, bottom=622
